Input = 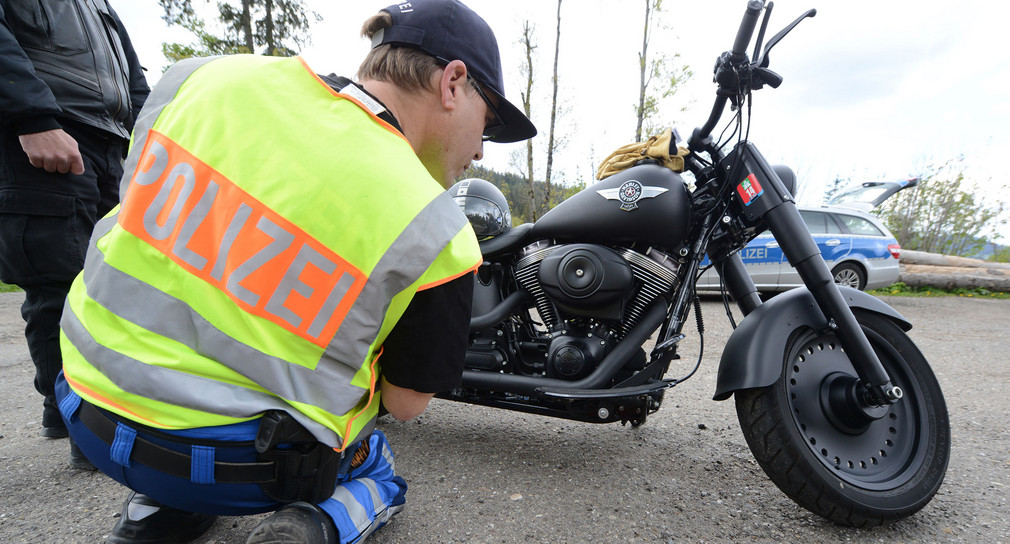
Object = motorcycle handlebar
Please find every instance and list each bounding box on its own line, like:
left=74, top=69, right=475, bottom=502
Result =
left=688, top=1, right=765, bottom=151
left=732, top=0, right=765, bottom=58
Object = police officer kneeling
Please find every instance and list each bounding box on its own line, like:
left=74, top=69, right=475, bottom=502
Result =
left=55, top=1, right=535, bottom=542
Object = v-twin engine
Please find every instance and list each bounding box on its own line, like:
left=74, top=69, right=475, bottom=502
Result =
left=514, top=242, right=679, bottom=339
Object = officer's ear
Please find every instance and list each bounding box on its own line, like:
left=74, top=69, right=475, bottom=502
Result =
left=438, top=59, right=468, bottom=112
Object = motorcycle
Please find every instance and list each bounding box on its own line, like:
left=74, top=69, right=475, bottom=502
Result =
left=440, top=0, right=949, bottom=526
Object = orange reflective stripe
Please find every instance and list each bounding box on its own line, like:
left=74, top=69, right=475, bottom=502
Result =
left=296, top=57, right=408, bottom=145
left=63, top=370, right=162, bottom=427
left=338, top=347, right=382, bottom=453
left=418, top=262, right=480, bottom=290
left=118, top=130, right=367, bottom=348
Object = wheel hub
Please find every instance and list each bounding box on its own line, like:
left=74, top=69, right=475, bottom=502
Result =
left=786, top=336, right=917, bottom=489
left=819, top=372, right=889, bottom=435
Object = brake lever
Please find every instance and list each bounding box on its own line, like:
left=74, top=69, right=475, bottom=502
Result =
left=756, top=8, right=817, bottom=68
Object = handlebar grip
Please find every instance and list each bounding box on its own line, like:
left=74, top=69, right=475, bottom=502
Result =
left=732, top=0, right=765, bottom=57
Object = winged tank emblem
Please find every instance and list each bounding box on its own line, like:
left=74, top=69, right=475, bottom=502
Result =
left=597, top=180, right=668, bottom=211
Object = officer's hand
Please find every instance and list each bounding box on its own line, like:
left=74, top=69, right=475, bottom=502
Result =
left=19, top=129, right=86, bottom=175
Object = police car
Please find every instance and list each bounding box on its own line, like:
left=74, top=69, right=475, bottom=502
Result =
left=698, top=178, right=917, bottom=292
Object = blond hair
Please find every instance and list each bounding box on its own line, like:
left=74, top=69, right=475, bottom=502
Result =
left=357, top=12, right=442, bottom=93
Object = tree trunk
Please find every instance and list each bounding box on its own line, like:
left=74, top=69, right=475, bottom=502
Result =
left=520, top=22, right=538, bottom=221
left=264, top=0, right=276, bottom=56
left=900, top=250, right=1010, bottom=270
left=898, top=266, right=1010, bottom=291
left=635, top=0, right=651, bottom=142
left=543, top=0, right=562, bottom=212
left=241, top=0, right=254, bottom=53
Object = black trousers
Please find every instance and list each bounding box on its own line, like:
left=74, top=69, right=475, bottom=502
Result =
left=0, top=120, right=125, bottom=427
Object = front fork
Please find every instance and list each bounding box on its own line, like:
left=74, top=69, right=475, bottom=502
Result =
left=717, top=144, right=902, bottom=408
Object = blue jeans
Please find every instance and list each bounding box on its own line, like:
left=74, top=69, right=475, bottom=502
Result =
left=56, top=373, right=407, bottom=543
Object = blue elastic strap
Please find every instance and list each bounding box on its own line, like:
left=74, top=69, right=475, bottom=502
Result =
left=57, top=388, right=82, bottom=423
left=110, top=423, right=137, bottom=467
left=190, top=445, right=216, bottom=485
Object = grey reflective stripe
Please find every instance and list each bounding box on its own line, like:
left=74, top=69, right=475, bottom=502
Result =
left=122, top=56, right=220, bottom=200
left=322, top=190, right=469, bottom=369
left=61, top=303, right=342, bottom=447
left=357, top=478, right=384, bottom=517
left=77, top=241, right=368, bottom=419
left=331, top=485, right=371, bottom=534
left=328, top=477, right=405, bottom=541
left=362, top=502, right=404, bottom=541
left=380, top=440, right=395, bottom=470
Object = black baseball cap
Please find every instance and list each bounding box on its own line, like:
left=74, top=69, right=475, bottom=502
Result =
left=373, top=0, right=538, bottom=143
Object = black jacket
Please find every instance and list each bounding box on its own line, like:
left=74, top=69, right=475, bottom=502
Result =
left=0, top=0, right=149, bottom=140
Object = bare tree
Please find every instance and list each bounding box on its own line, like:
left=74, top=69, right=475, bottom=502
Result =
left=543, top=0, right=563, bottom=209
left=822, top=175, right=850, bottom=204
left=634, top=0, right=692, bottom=142
left=518, top=21, right=540, bottom=220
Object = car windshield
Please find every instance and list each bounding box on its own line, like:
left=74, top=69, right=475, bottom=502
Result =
left=830, top=185, right=891, bottom=206
left=835, top=214, right=885, bottom=236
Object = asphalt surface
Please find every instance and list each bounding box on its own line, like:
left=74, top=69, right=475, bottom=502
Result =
left=0, top=291, right=1007, bottom=543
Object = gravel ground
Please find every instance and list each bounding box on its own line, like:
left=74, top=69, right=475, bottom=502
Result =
left=0, top=291, right=1007, bottom=543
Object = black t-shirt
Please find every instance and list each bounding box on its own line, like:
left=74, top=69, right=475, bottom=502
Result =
left=379, top=273, right=474, bottom=394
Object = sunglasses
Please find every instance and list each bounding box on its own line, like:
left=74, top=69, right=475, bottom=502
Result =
left=434, top=56, right=504, bottom=142
left=467, top=75, right=505, bottom=142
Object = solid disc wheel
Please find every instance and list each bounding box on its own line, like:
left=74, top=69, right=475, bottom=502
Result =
left=735, top=311, right=950, bottom=526
left=831, top=262, right=866, bottom=290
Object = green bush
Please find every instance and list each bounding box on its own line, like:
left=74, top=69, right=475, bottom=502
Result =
left=869, top=282, right=1008, bottom=299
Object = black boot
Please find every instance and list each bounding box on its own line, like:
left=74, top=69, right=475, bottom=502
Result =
left=246, top=502, right=337, bottom=544
left=69, top=438, right=97, bottom=471
left=107, top=492, right=216, bottom=544
left=41, top=395, right=68, bottom=438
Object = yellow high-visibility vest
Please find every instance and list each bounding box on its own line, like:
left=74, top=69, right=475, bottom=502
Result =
left=60, top=55, right=481, bottom=450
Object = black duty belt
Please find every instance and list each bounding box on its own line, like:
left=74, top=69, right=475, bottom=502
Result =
left=78, top=399, right=347, bottom=503
left=77, top=399, right=277, bottom=483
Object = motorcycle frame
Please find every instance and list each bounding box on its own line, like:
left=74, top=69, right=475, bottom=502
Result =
left=698, top=142, right=901, bottom=406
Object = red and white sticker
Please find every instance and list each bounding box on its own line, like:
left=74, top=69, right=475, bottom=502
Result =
left=737, top=173, right=764, bottom=206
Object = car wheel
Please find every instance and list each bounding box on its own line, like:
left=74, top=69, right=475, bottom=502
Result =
left=831, top=262, right=866, bottom=290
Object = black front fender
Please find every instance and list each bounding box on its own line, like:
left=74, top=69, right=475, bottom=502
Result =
left=713, top=287, right=910, bottom=401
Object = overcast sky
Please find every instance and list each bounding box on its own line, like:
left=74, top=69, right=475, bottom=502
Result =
left=113, top=0, right=1010, bottom=241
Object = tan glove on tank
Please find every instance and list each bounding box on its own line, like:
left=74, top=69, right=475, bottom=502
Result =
left=596, top=129, right=690, bottom=180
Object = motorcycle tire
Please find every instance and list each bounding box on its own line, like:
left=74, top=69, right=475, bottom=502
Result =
left=734, top=310, right=950, bottom=526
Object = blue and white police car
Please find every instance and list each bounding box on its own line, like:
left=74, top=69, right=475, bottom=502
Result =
left=699, top=178, right=917, bottom=292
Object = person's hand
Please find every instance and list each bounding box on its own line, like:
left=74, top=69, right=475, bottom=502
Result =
left=18, top=129, right=85, bottom=175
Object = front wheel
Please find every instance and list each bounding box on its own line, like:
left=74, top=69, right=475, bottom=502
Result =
left=831, top=262, right=866, bottom=290
left=735, top=311, right=950, bottom=526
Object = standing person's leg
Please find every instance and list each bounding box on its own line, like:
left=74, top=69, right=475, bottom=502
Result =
left=21, top=281, right=74, bottom=436
left=0, top=123, right=122, bottom=458
left=0, top=125, right=94, bottom=440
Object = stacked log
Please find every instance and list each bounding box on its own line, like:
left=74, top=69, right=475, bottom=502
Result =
left=898, top=249, right=1010, bottom=291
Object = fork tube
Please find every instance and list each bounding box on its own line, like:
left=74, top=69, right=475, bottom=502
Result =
left=716, top=253, right=762, bottom=316
left=764, top=201, right=893, bottom=391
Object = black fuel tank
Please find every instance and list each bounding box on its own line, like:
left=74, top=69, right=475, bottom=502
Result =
left=531, top=163, right=691, bottom=250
